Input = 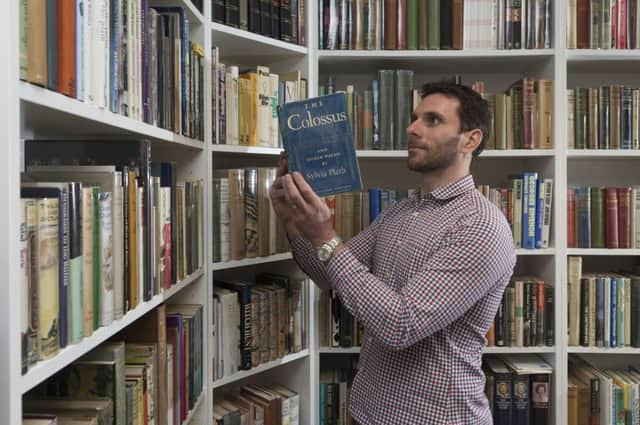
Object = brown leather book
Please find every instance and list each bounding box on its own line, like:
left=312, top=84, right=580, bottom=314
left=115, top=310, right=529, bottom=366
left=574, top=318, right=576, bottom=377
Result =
left=451, top=0, right=464, bottom=49
left=618, top=187, right=632, bottom=248
left=384, top=0, right=398, bottom=49
left=57, top=0, right=75, bottom=97
left=576, top=0, right=590, bottom=48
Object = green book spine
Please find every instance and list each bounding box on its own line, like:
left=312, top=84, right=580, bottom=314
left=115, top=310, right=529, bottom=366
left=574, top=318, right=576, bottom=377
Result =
left=406, top=0, right=418, bottom=49
left=590, top=187, right=605, bottom=248
left=418, top=0, right=429, bottom=49
left=427, top=0, right=440, bottom=49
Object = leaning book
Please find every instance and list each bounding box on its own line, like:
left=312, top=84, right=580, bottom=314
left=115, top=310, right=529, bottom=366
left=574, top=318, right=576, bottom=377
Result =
left=278, top=93, right=362, bottom=197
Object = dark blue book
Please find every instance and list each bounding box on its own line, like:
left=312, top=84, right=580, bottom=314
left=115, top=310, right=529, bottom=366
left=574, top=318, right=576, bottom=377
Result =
left=278, top=93, right=362, bottom=197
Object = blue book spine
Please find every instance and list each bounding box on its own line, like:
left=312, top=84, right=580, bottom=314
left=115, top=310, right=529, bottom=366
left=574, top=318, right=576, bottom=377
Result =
left=611, top=277, right=617, bottom=347
left=368, top=188, right=381, bottom=222
left=46, top=0, right=57, bottom=90
left=535, top=178, right=545, bottom=248
left=577, top=187, right=592, bottom=248
left=278, top=92, right=362, bottom=196
left=522, top=172, right=538, bottom=249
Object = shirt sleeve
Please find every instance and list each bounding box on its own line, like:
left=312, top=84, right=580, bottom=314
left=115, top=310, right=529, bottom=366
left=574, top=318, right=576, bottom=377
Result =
left=288, top=208, right=387, bottom=290
left=326, top=211, right=517, bottom=351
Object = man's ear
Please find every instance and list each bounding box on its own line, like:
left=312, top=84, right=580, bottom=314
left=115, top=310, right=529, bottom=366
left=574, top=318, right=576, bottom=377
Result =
left=461, top=128, right=482, bottom=154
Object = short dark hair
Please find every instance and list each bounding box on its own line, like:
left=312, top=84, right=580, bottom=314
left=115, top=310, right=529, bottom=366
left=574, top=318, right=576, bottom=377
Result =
left=419, top=81, right=491, bottom=157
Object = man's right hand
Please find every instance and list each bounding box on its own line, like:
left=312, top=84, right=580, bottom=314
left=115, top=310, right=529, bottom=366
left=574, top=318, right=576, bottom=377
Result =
left=269, top=151, right=302, bottom=239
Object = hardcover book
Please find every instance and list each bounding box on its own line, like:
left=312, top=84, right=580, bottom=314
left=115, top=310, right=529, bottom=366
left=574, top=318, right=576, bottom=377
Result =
left=278, top=93, right=362, bottom=197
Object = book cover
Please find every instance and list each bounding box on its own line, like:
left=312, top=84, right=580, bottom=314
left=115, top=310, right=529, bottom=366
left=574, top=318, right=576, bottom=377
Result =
left=278, top=93, right=362, bottom=197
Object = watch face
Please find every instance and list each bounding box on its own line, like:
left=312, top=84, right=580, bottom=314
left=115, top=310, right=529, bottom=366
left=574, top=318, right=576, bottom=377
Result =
left=318, top=246, right=331, bottom=261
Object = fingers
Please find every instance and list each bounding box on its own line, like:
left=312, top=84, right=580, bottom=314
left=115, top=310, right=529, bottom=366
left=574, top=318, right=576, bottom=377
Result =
left=291, top=172, right=326, bottom=210
left=282, top=174, right=313, bottom=216
left=277, top=151, right=289, bottom=177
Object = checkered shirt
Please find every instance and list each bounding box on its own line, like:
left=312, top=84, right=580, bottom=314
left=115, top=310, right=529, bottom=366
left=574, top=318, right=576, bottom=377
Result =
left=290, top=174, right=517, bottom=425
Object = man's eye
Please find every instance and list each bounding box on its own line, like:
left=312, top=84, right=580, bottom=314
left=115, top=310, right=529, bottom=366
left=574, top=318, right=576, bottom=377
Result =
left=427, top=116, right=441, bottom=126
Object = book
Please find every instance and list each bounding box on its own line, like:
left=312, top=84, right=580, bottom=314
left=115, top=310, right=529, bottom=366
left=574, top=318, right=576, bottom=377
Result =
left=277, top=93, right=362, bottom=197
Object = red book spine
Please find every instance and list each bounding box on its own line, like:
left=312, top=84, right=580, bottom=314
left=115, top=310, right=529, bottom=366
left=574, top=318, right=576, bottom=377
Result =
left=606, top=188, right=619, bottom=248
left=618, top=187, right=631, bottom=248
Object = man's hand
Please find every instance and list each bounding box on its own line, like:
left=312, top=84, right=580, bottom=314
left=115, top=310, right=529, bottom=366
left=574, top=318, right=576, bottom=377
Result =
left=268, top=152, right=336, bottom=247
left=269, top=152, right=301, bottom=238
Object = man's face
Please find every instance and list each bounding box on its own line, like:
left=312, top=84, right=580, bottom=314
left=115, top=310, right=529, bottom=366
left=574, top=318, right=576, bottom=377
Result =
left=406, top=93, right=464, bottom=173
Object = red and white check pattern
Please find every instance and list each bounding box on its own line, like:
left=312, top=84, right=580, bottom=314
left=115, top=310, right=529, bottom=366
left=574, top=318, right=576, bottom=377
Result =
left=290, top=175, right=517, bottom=425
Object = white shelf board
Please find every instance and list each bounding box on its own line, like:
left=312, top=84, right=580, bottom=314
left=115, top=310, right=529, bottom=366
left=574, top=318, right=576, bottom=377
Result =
left=568, top=347, right=640, bottom=354
left=318, top=49, right=555, bottom=59
left=568, top=149, right=640, bottom=158
left=184, top=389, right=206, bottom=425
left=211, top=22, right=307, bottom=57
left=211, top=144, right=282, bottom=155
left=19, top=81, right=204, bottom=149
left=21, top=268, right=205, bottom=394
left=567, top=50, right=640, bottom=61
left=318, top=346, right=555, bottom=354
left=516, top=248, right=555, bottom=256
left=483, top=346, right=556, bottom=354
left=567, top=248, right=640, bottom=256
left=212, top=349, right=309, bottom=389
left=318, top=49, right=555, bottom=73
left=355, top=149, right=555, bottom=158
left=212, top=253, right=293, bottom=271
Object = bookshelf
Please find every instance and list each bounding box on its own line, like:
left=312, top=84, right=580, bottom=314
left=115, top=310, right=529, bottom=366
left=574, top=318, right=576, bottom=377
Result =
left=4, top=0, right=640, bottom=423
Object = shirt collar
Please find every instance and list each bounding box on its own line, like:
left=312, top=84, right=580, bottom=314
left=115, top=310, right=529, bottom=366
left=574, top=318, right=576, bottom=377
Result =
left=417, top=174, right=476, bottom=201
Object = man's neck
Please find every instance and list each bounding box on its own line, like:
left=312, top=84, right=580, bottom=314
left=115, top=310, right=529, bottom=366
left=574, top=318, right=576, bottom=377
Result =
left=420, top=162, right=470, bottom=194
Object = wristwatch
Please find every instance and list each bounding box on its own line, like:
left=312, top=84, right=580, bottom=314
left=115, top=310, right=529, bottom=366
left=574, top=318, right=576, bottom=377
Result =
left=317, top=235, right=342, bottom=262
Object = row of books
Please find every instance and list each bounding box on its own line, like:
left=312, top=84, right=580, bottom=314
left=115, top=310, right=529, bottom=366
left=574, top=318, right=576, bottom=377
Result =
left=24, top=303, right=203, bottom=425
left=568, top=86, right=640, bottom=150
left=484, top=355, right=552, bottom=425
left=211, top=53, right=308, bottom=147
left=567, top=186, right=640, bottom=249
left=568, top=256, right=640, bottom=347
left=318, top=289, right=363, bottom=348
left=212, top=167, right=289, bottom=263
left=21, top=1, right=205, bottom=139
left=483, top=78, right=554, bottom=150
left=319, top=363, right=359, bottom=425
left=215, top=383, right=300, bottom=425
left=213, top=0, right=307, bottom=46
left=21, top=139, right=204, bottom=373
left=328, top=188, right=411, bottom=243
left=213, top=275, right=308, bottom=380
left=478, top=173, right=554, bottom=250
left=568, top=356, right=640, bottom=425
left=319, top=75, right=554, bottom=151
left=319, top=0, right=552, bottom=50
left=487, top=277, right=554, bottom=348
left=568, top=0, right=640, bottom=49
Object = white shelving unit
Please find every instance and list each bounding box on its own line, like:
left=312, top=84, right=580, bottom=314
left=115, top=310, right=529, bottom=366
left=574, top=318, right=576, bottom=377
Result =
left=3, top=0, right=640, bottom=422
left=3, top=0, right=212, bottom=422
